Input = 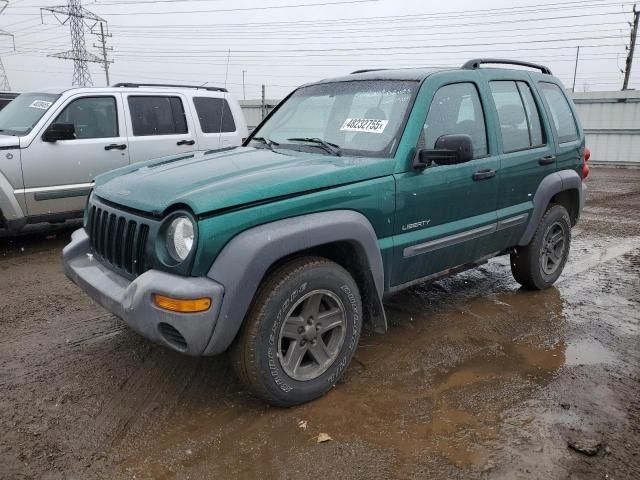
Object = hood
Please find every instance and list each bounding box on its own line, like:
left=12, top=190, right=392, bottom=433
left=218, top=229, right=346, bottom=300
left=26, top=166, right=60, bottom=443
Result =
left=94, top=147, right=395, bottom=216
left=0, top=134, right=19, bottom=149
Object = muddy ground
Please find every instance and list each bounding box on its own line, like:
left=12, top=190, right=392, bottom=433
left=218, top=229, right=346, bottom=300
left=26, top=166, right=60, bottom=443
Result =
left=1, top=167, right=639, bottom=480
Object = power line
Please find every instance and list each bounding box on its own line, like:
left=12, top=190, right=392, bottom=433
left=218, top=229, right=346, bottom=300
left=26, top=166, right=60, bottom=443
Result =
left=101, top=3, right=633, bottom=27
left=91, top=0, right=382, bottom=15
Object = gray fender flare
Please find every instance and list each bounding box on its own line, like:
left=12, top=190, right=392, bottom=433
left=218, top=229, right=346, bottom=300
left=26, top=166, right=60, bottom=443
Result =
left=518, top=169, right=585, bottom=246
left=0, top=171, right=26, bottom=231
left=202, top=210, right=386, bottom=355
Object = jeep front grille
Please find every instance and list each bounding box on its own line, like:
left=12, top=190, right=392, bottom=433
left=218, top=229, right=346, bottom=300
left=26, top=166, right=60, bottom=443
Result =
left=86, top=203, right=150, bottom=278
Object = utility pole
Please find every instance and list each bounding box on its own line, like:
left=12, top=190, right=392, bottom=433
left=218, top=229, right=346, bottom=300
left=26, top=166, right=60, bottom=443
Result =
left=0, top=1, right=15, bottom=91
left=242, top=70, right=247, bottom=100
left=92, top=22, right=113, bottom=86
left=261, top=84, right=266, bottom=119
left=41, top=0, right=106, bottom=87
left=572, top=46, right=580, bottom=92
left=623, top=4, right=639, bottom=90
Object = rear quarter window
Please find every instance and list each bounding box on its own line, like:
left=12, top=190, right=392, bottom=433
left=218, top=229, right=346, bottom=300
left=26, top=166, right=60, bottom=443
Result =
left=193, top=97, right=236, bottom=133
left=539, top=82, right=579, bottom=144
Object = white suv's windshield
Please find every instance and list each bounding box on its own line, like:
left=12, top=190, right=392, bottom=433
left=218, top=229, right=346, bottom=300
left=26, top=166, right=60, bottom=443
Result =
left=0, top=92, right=60, bottom=136
left=251, top=80, right=418, bottom=157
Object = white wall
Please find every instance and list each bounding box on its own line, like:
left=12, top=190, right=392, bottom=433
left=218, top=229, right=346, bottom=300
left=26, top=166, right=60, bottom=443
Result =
left=572, top=90, right=640, bottom=165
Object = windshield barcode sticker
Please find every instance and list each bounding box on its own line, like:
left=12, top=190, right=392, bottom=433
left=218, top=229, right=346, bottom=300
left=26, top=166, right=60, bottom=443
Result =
left=29, top=100, right=52, bottom=110
left=340, top=118, right=388, bottom=133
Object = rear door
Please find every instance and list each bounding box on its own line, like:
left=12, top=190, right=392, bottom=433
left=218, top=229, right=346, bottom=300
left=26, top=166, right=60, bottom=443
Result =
left=484, top=74, right=557, bottom=247
left=392, top=74, right=501, bottom=286
left=21, top=94, right=129, bottom=218
left=124, top=94, right=199, bottom=164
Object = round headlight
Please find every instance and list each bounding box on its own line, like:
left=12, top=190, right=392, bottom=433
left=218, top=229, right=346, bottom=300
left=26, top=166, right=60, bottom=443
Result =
left=166, top=216, right=195, bottom=262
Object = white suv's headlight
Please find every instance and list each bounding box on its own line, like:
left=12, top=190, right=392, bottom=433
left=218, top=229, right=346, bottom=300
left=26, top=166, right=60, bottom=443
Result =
left=166, top=215, right=195, bottom=262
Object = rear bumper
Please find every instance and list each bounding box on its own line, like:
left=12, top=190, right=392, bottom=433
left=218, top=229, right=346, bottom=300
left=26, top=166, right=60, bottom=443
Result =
left=62, top=228, right=224, bottom=355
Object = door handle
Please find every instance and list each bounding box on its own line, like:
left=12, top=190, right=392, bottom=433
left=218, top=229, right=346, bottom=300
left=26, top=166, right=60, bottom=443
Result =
left=104, top=143, right=127, bottom=151
left=539, top=155, right=556, bottom=165
left=177, top=139, right=196, bottom=146
left=472, top=169, right=497, bottom=181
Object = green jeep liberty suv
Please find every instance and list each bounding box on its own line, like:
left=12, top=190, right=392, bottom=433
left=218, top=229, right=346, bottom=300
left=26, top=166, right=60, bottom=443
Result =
left=63, top=59, right=589, bottom=406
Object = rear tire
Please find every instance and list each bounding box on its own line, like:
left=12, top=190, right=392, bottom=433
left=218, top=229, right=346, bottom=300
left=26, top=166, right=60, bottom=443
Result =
left=231, top=256, right=362, bottom=406
left=511, top=204, right=571, bottom=290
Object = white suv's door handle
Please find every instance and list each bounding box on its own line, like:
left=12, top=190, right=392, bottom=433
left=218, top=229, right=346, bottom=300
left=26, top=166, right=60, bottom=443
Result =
left=177, top=139, right=195, bottom=146
left=105, top=143, right=127, bottom=151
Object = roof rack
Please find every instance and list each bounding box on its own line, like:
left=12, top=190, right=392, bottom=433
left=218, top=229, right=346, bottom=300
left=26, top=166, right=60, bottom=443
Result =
left=112, top=82, right=228, bottom=92
left=462, top=59, right=552, bottom=75
left=350, top=68, right=388, bottom=74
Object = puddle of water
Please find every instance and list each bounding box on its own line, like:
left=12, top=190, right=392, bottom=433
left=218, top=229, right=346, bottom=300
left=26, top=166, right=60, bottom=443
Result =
left=564, top=339, right=616, bottom=366
left=118, top=285, right=571, bottom=477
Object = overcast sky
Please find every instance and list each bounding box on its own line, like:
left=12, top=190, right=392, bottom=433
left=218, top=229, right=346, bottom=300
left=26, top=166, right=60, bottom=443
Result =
left=0, top=0, right=635, bottom=99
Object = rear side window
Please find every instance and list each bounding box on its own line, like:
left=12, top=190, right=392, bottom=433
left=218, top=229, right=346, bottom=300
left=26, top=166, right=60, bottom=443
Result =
left=422, top=82, right=488, bottom=158
left=54, top=96, right=118, bottom=139
left=128, top=96, right=188, bottom=136
left=539, top=82, right=578, bottom=143
left=193, top=97, right=236, bottom=133
left=490, top=81, right=544, bottom=152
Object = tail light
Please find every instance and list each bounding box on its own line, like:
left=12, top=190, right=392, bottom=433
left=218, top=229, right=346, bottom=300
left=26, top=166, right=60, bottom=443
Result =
left=581, top=147, right=590, bottom=180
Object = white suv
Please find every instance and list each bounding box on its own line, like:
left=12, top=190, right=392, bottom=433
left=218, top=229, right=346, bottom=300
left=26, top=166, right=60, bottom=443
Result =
left=0, top=83, right=247, bottom=232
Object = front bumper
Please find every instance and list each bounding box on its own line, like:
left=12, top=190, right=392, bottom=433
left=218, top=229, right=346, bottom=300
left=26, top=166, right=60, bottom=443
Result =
left=62, top=228, right=224, bottom=355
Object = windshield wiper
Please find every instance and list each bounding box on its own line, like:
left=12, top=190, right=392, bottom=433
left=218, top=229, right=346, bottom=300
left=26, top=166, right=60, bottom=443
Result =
left=287, top=137, right=342, bottom=156
left=251, top=136, right=279, bottom=151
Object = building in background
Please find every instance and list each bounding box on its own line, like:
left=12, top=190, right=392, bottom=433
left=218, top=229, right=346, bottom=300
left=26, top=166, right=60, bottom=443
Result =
left=573, top=90, right=640, bottom=166
left=239, top=99, right=280, bottom=131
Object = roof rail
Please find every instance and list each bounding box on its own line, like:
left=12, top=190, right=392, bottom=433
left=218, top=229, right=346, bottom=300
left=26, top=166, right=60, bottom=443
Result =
left=350, top=68, right=388, bottom=74
left=112, top=82, right=228, bottom=92
left=462, top=58, right=552, bottom=75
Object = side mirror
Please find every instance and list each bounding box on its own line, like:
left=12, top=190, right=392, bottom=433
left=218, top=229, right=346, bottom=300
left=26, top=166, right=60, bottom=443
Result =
left=43, top=123, right=75, bottom=142
left=414, top=134, right=474, bottom=169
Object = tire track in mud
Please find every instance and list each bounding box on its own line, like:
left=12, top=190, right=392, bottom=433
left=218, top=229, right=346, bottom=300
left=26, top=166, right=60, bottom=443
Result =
left=83, top=349, right=211, bottom=451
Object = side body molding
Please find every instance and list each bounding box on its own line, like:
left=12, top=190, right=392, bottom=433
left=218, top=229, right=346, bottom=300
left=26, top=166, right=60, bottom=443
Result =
left=518, top=169, right=585, bottom=246
left=203, top=210, right=387, bottom=355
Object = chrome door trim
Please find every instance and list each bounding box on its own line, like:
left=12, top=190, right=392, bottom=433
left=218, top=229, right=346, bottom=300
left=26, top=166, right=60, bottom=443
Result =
left=403, top=213, right=530, bottom=258
left=14, top=182, right=94, bottom=196
left=403, top=223, right=497, bottom=258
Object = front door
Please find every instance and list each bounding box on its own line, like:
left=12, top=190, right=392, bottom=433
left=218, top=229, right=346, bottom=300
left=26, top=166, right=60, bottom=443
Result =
left=21, top=94, right=129, bottom=218
left=392, top=78, right=501, bottom=287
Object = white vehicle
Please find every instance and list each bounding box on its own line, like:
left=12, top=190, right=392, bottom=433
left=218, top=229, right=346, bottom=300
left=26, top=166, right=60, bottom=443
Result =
left=0, top=83, right=248, bottom=232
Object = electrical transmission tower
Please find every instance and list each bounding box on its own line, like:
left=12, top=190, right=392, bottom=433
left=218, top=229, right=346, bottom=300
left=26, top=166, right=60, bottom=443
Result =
left=0, top=1, right=15, bottom=91
left=41, top=0, right=106, bottom=87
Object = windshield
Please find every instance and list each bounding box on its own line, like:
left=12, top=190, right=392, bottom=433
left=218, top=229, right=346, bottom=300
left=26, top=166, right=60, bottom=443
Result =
left=0, top=92, right=60, bottom=136
left=251, top=80, right=418, bottom=157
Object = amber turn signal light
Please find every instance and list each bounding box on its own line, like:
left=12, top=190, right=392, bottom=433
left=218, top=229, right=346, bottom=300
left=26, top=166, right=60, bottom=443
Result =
left=153, top=294, right=211, bottom=313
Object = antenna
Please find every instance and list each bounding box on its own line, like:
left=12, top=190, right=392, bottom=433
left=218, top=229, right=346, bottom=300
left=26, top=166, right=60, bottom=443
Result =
left=41, top=0, right=106, bottom=87
left=0, top=1, right=15, bottom=91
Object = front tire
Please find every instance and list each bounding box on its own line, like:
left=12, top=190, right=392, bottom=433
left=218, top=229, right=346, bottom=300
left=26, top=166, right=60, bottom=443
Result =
left=231, top=256, right=362, bottom=406
left=511, top=204, right=572, bottom=290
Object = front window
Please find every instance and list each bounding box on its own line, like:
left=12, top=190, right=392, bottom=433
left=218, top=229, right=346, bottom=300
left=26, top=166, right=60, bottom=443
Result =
left=0, top=92, right=60, bottom=136
left=54, top=96, right=119, bottom=139
left=250, top=80, right=418, bottom=157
